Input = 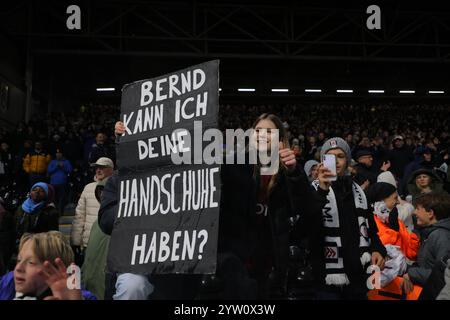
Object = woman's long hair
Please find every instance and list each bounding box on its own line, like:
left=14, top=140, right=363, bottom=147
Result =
left=251, top=113, right=289, bottom=195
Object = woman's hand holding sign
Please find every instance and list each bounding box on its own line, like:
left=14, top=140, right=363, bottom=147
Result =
left=115, top=121, right=126, bottom=137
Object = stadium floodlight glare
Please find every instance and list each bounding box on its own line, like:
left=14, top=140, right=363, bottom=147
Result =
left=219, top=88, right=222, bottom=91
left=271, top=88, right=289, bottom=92
left=368, top=90, right=385, bottom=93
left=304, top=89, right=322, bottom=93
left=428, top=90, right=444, bottom=94
left=96, top=87, right=115, bottom=92
left=399, top=90, right=415, bottom=94
left=238, top=88, right=255, bottom=92
left=336, top=89, right=353, bottom=93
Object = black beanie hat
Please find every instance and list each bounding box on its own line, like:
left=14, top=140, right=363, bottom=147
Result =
left=368, top=182, right=397, bottom=203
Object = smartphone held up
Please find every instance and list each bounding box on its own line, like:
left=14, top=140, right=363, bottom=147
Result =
left=322, top=154, right=337, bottom=181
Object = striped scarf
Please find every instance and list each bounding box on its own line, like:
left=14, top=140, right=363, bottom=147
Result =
left=312, top=180, right=372, bottom=286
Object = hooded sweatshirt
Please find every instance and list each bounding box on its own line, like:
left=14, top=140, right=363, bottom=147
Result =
left=408, top=218, right=450, bottom=286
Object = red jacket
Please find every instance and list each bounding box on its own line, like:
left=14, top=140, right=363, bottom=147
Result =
left=374, top=215, right=420, bottom=261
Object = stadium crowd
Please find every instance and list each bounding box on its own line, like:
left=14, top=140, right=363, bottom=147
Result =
left=0, top=102, right=449, bottom=300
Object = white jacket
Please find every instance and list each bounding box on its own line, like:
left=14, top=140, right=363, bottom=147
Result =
left=71, top=182, right=100, bottom=247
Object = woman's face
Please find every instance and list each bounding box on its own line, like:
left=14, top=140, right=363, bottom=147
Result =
left=253, top=119, right=278, bottom=152
left=30, top=186, right=46, bottom=203
left=384, top=192, right=399, bottom=211
left=14, top=241, right=47, bottom=296
left=416, top=174, right=431, bottom=189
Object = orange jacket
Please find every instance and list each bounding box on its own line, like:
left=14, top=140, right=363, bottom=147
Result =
left=23, top=152, right=52, bottom=175
left=374, top=215, right=420, bottom=261
left=368, top=277, right=422, bottom=300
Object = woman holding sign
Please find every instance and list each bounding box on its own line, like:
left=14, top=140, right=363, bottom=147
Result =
left=217, top=113, right=314, bottom=299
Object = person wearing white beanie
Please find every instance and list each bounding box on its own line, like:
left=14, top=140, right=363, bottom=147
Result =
left=377, top=171, right=415, bottom=231
left=304, top=160, right=319, bottom=182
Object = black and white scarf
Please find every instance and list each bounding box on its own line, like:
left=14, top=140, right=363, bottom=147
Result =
left=312, top=180, right=372, bottom=286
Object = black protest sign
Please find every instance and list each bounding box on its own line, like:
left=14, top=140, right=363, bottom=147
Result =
left=108, top=60, right=221, bottom=274
left=117, top=61, right=219, bottom=170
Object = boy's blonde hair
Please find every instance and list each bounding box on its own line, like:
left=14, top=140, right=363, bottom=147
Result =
left=19, top=231, right=74, bottom=267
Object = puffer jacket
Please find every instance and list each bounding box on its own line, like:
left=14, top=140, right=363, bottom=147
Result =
left=408, top=218, right=450, bottom=286
left=374, top=215, right=420, bottom=261
left=71, top=182, right=100, bottom=248
left=23, top=151, right=51, bottom=175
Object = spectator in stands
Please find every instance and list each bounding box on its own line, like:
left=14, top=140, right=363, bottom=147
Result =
left=71, top=157, right=113, bottom=265
left=353, top=149, right=390, bottom=186
left=88, top=133, right=112, bottom=164
left=81, top=177, right=111, bottom=300
left=401, top=193, right=450, bottom=294
left=368, top=182, right=419, bottom=261
left=22, top=141, right=52, bottom=187
left=305, top=136, right=319, bottom=161
left=377, top=171, right=415, bottom=231
left=371, top=136, right=389, bottom=170
left=317, top=132, right=327, bottom=147
left=388, top=136, right=414, bottom=182
left=305, top=137, right=386, bottom=300
left=304, top=160, right=319, bottom=182
left=47, top=134, right=63, bottom=158
left=47, top=149, right=73, bottom=213
left=292, top=143, right=305, bottom=167
left=0, top=231, right=95, bottom=300
left=14, top=182, right=59, bottom=243
left=217, top=113, right=313, bottom=299
left=402, top=147, right=436, bottom=191
left=406, top=169, right=446, bottom=201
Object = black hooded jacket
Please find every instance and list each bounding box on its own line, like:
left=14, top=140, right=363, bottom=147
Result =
left=389, top=146, right=413, bottom=179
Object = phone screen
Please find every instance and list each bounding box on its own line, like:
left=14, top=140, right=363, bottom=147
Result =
left=322, top=154, right=337, bottom=181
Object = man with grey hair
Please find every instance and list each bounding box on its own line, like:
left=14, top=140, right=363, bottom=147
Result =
left=71, top=157, right=114, bottom=264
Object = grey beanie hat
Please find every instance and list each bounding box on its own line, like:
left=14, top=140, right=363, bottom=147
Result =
left=320, top=137, right=352, bottom=164
left=304, top=160, right=319, bottom=176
